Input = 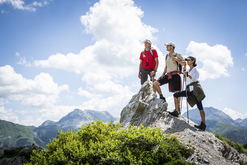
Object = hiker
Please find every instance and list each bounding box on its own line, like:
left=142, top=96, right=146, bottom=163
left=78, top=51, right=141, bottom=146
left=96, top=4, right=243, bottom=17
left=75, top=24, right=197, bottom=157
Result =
left=153, top=41, right=185, bottom=105
left=172, top=56, right=206, bottom=131
left=138, top=39, right=159, bottom=85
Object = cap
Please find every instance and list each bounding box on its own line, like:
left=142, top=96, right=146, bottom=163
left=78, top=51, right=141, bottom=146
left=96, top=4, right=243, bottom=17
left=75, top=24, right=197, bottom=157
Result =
left=164, top=41, right=175, bottom=48
left=185, top=56, right=197, bottom=67
left=185, top=56, right=196, bottom=62
left=143, top=39, right=152, bottom=44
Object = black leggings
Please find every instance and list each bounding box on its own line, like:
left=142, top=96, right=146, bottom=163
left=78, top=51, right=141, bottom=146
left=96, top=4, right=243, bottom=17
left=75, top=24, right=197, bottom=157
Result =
left=174, top=90, right=204, bottom=110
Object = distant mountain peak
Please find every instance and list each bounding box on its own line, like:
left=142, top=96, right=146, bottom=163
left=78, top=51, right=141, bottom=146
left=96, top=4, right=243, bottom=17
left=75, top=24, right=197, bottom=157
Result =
left=40, top=120, right=56, bottom=127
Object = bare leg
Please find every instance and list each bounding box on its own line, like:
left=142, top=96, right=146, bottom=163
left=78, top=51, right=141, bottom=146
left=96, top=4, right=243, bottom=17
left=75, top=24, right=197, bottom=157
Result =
left=200, top=110, right=206, bottom=124
left=174, top=97, right=179, bottom=112
left=153, top=81, right=162, bottom=95
left=174, top=91, right=180, bottom=112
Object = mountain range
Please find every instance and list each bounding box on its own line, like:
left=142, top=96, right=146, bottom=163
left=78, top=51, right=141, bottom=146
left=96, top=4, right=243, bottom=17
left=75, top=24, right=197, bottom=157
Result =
left=0, top=109, right=118, bottom=148
left=182, top=107, right=247, bottom=144
left=0, top=107, right=246, bottom=149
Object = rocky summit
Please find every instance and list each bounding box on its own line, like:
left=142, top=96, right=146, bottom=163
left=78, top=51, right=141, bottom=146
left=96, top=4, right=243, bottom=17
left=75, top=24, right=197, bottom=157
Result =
left=120, top=81, right=247, bottom=165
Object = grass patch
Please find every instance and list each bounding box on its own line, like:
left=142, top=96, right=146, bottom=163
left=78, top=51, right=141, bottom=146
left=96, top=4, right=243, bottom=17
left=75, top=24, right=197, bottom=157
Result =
left=215, top=133, right=247, bottom=153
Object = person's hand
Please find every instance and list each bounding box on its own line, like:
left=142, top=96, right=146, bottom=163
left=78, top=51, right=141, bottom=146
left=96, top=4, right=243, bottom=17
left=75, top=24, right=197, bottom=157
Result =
left=172, top=57, right=177, bottom=61
left=183, top=71, right=188, bottom=77
left=138, top=72, right=141, bottom=79
left=150, top=71, right=156, bottom=76
left=152, top=77, right=156, bottom=82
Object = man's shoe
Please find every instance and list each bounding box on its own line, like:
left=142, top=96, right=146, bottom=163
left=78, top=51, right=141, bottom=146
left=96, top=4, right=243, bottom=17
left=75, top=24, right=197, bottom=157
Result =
left=160, top=96, right=166, bottom=102
left=194, top=122, right=206, bottom=131
left=172, top=106, right=181, bottom=115
left=169, top=110, right=179, bottom=117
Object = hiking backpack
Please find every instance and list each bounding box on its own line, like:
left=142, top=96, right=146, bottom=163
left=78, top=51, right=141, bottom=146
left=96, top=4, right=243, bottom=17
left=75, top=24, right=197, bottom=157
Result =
left=165, top=53, right=183, bottom=74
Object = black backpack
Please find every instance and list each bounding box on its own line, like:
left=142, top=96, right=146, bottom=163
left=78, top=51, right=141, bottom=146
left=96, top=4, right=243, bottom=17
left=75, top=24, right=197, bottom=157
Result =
left=165, top=53, right=183, bottom=74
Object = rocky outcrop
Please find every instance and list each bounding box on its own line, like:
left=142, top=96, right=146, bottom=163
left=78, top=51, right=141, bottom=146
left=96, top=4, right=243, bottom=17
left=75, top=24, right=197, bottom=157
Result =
left=120, top=81, right=247, bottom=165
left=0, top=145, right=42, bottom=165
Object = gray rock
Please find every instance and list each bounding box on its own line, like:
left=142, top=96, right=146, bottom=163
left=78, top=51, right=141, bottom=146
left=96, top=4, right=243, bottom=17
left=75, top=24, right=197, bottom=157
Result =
left=120, top=81, right=247, bottom=165
left=0, top=145, right=42, bottom=165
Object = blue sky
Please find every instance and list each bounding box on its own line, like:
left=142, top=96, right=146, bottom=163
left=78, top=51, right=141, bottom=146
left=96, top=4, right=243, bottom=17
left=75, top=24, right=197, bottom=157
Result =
left=0, top=0, right=247, bottom=126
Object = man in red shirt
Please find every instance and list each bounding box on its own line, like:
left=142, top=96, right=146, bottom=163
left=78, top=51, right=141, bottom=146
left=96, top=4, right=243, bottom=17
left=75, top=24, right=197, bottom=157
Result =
left=138, top=39, right=159, bottom=85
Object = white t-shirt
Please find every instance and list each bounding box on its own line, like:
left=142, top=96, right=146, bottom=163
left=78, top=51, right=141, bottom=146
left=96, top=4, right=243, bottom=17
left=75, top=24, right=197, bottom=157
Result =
left=186, top=67, right=199, bottom=91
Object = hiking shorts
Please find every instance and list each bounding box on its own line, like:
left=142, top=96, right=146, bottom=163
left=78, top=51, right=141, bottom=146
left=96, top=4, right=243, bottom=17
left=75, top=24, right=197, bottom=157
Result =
left=174, top=90, right=204, bottom=110
left=140, top=67, right=155, bottom=85
left=157, top=74, right=181, bottom=91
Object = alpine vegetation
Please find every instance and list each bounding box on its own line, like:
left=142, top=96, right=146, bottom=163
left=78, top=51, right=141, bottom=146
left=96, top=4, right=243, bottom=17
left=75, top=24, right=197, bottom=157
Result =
left=26, top=121, right=194, bottom=165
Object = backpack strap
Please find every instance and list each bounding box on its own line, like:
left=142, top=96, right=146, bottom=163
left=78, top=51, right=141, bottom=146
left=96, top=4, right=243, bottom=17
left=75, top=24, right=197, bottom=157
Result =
left=166, top=53, right=182, bottom=74
left=150, top=48, right=154, bottom=59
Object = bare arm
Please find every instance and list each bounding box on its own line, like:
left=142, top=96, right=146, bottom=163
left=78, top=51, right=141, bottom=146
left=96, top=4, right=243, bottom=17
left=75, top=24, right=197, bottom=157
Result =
left=139, top=60, right=142, bottom=73
left=155, top=57, right=159, bottom=71
left=138, top=60, right=142, bottom=79
left=177, top=59, right=186, bottom=66
left=173, top=57, right=186, bottom=66
left=163, top=66, right=167, bottom=76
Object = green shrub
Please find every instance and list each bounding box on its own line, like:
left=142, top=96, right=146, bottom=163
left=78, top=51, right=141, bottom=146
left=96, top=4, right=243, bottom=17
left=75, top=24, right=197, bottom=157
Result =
left=26, top=121, right=194, bottom=165
left=215, top=133, right=247, bottom=153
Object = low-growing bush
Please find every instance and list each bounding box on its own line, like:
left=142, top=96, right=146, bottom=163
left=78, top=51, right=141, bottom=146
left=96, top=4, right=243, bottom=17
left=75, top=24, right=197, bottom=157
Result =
left=26, top=121, right=194, bottom=165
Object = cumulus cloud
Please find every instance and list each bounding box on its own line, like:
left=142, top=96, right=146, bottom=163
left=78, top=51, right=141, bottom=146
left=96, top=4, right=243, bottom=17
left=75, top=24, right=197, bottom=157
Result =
left=0, top=0, right=49, bottom=12
left=33, top=0, right=161, bottom=117
left=0, top=65, right=68, bottom=107
left=0, top=106, right=19, bottom=123
left=222, top=108, right=247, bottom=120
left=186, top=41, right=233, bottom=81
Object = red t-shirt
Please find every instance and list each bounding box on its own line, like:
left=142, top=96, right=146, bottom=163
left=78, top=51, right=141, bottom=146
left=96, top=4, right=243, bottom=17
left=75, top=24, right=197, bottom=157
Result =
left=139, top=49, right=158, bottom=70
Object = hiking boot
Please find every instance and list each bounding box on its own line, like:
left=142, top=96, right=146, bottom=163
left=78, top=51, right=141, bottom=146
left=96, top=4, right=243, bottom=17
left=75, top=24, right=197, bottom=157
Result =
left=169, top=110, right=179, bottom=117
left=160, top=96, right=166, bottom=102
left=173, top=106, right=181, bottom=115
left=194, top=122, right=206, bottom=131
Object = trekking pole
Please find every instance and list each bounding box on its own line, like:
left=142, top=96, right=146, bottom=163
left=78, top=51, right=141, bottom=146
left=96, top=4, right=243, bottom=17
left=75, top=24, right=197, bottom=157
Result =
left=184, top=74, right=189, bottom=123
left=180, top=74, right=185, bottom=114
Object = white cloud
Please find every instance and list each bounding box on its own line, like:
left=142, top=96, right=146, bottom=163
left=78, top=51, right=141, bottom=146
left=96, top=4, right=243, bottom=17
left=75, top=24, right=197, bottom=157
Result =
left=15, top=52, right=31, bottom=66
left=0, top=0, right=49, bottom=12
left=245, top=53, right=247, bottom=57
left=0, top=65, right=68, bottom=107
left=0, top=106, right=19, bottom=123
left=33, top=0, right=161, bottom=118
left=78, top=87, right=96, bottom=98
left=222, top=108, right=247, bottom=120
left=21, top=105, right=77, bottom=126
left=186, top=41, right=233, bottom=81
left=242, top=67, right=245, bottom=72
